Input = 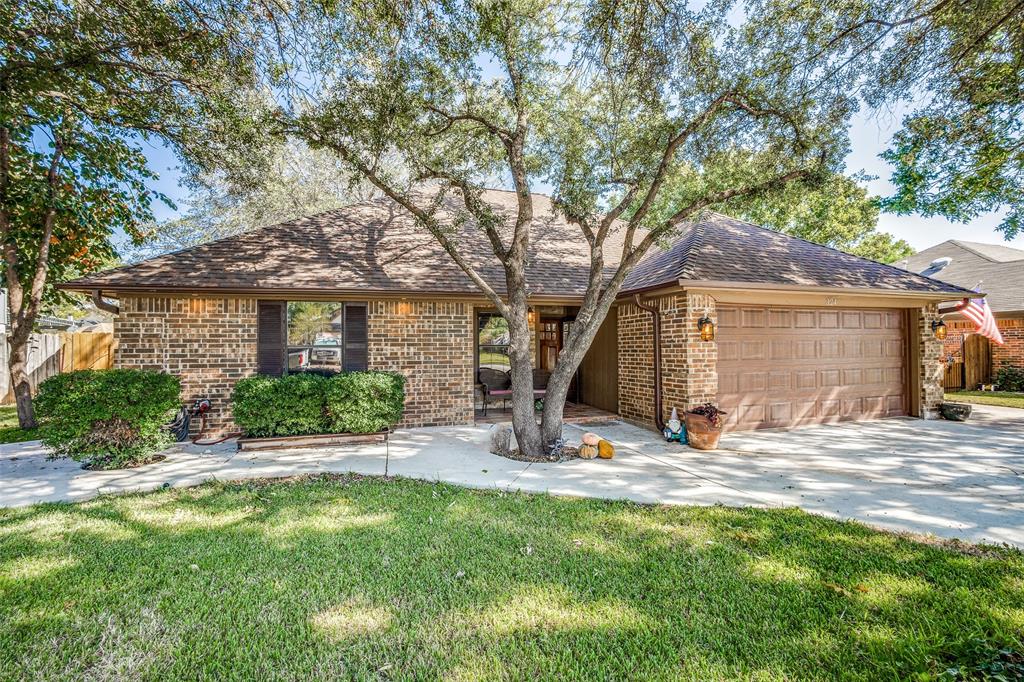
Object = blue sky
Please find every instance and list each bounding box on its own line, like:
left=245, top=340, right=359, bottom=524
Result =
left=139, top=108, right=1022, bottom=253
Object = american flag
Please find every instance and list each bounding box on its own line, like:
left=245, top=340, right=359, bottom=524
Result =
left=962, top=292, right=1004, bottom=345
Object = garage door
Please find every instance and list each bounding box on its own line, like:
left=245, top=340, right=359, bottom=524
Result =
left=716, top=305, right=907, bottom=430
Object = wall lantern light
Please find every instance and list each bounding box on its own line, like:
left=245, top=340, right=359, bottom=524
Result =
left=398, top=299, right=412, bottom=316
left=931, top=319, right=947, bottom=340
left=528, top=309, right=536, bottom=325
left=697, top=315, right=715, bottom=342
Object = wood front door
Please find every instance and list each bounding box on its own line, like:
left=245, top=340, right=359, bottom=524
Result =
left=716, top=305, right=908, bottom=430
left=539, top=318, right=561, bottom=371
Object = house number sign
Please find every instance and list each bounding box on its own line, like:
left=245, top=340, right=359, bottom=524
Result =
left=824, top=296, right=839, bottom=306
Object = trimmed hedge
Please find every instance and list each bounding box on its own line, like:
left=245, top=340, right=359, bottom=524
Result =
left=232, top=371, right=405, bottom=438
left=995, top=366, right=1024, bottom=393
left=35, top=369, right=181, bottom=469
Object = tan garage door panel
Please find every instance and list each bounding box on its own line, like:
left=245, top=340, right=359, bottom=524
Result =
left=716, top=305, right=907, bottom=430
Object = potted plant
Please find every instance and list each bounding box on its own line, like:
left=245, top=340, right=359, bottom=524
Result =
left=683, top=403, right=728, bottom=450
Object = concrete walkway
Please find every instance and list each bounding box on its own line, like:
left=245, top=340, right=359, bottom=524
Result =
left=1, top=405, right=1021, bottom=547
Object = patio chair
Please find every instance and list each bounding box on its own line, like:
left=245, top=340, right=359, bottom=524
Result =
left=478, top=368, right=511, bottom=416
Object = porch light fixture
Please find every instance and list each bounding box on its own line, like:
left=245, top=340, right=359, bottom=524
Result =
left=397, top=299, right=412, bottom=316
left=697, top=315, right=715, bottom=342
left=528, top=309, right=536, bottom=325
left=931, top=319, right=947, bottom=340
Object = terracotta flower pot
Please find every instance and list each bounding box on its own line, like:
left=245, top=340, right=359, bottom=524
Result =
left=683, top=411, right=724, bottom=451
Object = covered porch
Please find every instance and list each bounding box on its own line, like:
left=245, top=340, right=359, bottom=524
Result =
left=472, top=304, right=620, bottom=427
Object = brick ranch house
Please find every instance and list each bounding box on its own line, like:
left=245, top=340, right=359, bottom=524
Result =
left=61, top=189, right=974, bottom=435
left=901, top=240, right=1024, bottom=390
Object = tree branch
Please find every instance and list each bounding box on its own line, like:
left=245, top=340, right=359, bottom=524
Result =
left=423, top=104, right=514, bottom=143
left=293, top=124, right=511, bottom=317
left=624, top=92, right=732, bottom=252
left=419, top=169, right=510, bottom=260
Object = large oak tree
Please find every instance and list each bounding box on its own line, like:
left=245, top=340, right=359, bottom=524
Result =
left=1, top=0, right=266, bottom=426
left=270, top=0, right=859, bottom=455
left=749, top=0, right=1024, bottom=239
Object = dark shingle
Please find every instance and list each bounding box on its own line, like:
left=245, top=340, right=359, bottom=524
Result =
left=900, top=240, right=1024, bottom=312
left=64, top=194, right=974, bottom=300
left=621, top=213, right=975, bottom=296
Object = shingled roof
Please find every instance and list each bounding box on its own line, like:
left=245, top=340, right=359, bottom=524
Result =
left=63, top=189, right=630, bottom=299
left=620, top=213, right=975, bottom=297
left=64, top=190, right=974, bottom=301
left=900, top=240, right=1024, bottom=313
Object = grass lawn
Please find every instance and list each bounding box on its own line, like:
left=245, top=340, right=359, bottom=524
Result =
left=0, top=405, right=38, bottom=444
left=946, top=391, right=1024, bottom=410
left=1, top=476, right=1022, bottom=680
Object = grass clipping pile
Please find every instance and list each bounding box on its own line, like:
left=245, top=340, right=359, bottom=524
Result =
left=490, top=425, right=614, bottom=462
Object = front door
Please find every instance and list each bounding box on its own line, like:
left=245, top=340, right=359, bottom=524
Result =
left=539, top=318, right=561, bottom=371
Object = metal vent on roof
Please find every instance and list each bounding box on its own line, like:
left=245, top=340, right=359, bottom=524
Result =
left=921, top=256, right=953, bottom=277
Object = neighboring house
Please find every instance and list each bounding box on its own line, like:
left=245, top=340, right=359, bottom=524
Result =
left=60, top=190, right=972, bottom=434
left=900, top=240, right=1024, bottom=387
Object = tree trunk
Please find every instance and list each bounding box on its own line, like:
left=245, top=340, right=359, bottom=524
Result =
left=539, top=290, right=619, bottom=449
left=506, top=292, right=543, bottom=456
left=8, top=331, right=36, bottom=428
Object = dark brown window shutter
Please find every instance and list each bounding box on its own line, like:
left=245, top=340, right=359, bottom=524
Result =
left=257, top=301, right=286, bottom=376
left=343, top=302, right=368, bottom=371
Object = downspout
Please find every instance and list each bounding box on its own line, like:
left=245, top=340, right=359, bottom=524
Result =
left=634, top=294, right=665, bottom=431
left=91, top=289, right=119, bottom=315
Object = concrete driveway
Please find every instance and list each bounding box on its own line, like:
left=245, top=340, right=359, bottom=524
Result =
left=1, top=405, right=1021, bottom=547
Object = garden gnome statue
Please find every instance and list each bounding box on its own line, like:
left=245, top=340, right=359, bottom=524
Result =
left=664, top=407, right=685, bottom=443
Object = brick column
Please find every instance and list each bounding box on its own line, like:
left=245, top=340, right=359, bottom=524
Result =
left=917, top=304, right=944, bottom=418
left=683, top=293, right=718, bottom=408
left=616, top=300, right=655, bottom=425
left=616, top=292, right=719, bottom=429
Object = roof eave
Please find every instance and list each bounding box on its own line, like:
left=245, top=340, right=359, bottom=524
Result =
left=676, top=279, right=979, bottom=300
left=56, top=282, right=589, bottom=306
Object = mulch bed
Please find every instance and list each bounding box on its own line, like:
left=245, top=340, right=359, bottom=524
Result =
left=501, top=445, right=581, bottom=463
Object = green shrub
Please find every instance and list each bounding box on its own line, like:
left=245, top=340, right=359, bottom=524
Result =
left=231, top=373, right=328, bottom=438
left=35, top=369, right=181, bottom=469
left=995, top=366, right=1024, bottom=392
left=232, top=371, right=405, bottom=438
left=324, top=371, right=405, bottom=434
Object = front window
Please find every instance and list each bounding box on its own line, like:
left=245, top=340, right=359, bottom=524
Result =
left=478, top=313, right=511, bottom=372
left=287, top=302, right=343, bottom=373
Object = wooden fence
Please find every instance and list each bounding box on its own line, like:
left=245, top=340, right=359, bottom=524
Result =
left=1, top=331, right=114, bottom=404
left=943, top=361, right=964, bottom=391
left=941, top=333, right=993, bottom=392
left=60, top=331, right=114, bottom=372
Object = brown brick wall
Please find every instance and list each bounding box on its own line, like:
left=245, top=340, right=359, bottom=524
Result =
left=992, top=319, right=1024, bottom=371
left=114, top=295, right=478, bottom=434
left=617, top=299, right=655, bottom=425
left=683, top=293, right=718, bottom=407
left=368, top=300, right=475, bottom=428
left=617, top=293, right=717, bottom=428
left=114, top=296, right=258, bottom=434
